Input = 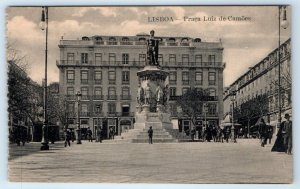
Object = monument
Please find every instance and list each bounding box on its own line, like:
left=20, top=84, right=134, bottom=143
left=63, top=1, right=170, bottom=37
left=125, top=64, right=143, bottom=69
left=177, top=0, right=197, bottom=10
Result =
left=134, top=30, right=173, bottom=130
left=113, top=30, right=175, bottom=143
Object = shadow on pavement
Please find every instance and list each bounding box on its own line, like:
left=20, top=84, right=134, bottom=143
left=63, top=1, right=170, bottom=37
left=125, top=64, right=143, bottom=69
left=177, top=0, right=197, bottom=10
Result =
left=8, top=142, right=66, bottom=160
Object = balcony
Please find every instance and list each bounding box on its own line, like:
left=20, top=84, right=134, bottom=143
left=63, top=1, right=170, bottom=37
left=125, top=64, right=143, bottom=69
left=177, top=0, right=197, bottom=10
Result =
left=66, top=95, right=76, bottom=101
left=117, top=112, right=134, bottom=117
left=93, top=95, right=104, bottom=100
left=120, top=41, right=133, bottom=45
left=94, top=41, right=104, bottom=45
left=107, top=41, right=118, bottom=45
left=67, top=112, right=76, bottom=117
left=81, top=79, right=88, bottom=84
left=92, top=111, right=104, bottom=117
left=81, top=95, right=90, bottom=100
left=79, top=112, right=90, bottom=117
left=169, top=96, right=179, bottom=101
left=107, top=112, right=117, bottom=117
left=167, top=42, right=178, bottom=46
left=180, top=42, right=190, bottom=46
left=169, top=80, right=177, bottom=85
left=94, top=79, right=102, bottom=84
left=109, top=80, right=116, bottom=85
left=182, top=80, right=190, bottom=85
left=195, top=81, right=203, bottom=85
left=208, top=80, right=216, bottom=85
left=135, top=41, right=146, bottom=45
left=121, top=95, right=131, bottom=100
left=107, top=95, right=117, bottom=100
left=169, top=96, right=218, bottom=101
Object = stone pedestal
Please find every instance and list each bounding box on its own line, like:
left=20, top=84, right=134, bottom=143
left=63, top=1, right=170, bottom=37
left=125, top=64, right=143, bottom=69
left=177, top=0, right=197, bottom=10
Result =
left=111, top=65, right=176, bottom=143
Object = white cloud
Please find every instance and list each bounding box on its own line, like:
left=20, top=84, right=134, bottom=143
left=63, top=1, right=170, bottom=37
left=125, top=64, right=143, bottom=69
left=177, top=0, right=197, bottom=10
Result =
left=72, top=7, right=117, bottom=17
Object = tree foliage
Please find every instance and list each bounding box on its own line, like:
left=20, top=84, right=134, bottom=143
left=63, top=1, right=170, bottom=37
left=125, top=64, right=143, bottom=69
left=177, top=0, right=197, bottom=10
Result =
left=234, top=94, right=269, bottom=126
left=176, top=88, right=210, bottom=127
left=47, top=93, right=68, bottom=127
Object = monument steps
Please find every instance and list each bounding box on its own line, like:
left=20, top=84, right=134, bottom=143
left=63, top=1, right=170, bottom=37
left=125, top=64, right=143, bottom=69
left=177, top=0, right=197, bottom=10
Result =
left=104, top=128, right=177, bottom=143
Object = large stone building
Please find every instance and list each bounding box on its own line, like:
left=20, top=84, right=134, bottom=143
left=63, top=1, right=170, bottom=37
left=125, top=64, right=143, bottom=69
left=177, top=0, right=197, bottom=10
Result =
left=223, top=38, right=291, bottom=130
left=56, top=32, right=225, bottom=139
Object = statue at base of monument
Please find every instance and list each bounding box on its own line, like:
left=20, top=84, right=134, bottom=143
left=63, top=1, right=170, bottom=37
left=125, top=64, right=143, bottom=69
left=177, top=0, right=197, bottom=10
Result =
left=163, top=84, right=169, bottom=105
left=147, top=30, right=160, bottom=66
left=156, top=85, right=164, bottom=105
left=137, top=84, right=144, bottom=106
left=144, top=83, right=151, bottom=105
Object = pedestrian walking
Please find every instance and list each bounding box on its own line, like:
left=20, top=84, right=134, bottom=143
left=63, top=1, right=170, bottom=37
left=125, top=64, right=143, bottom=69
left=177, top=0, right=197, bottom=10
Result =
left=97, top=127, right=103, bottom=143
left=87, top=127, right=93, bottom=142
left=109, top=127, right=115, bottom=140
left=267, top=125, right=273, bottom=144
left=64, top=129, right=71, bottom=147
left=148, top=126, right=153, bottom=144
left=190, top=126, right=196, bottom=141
left=258, top=118, right=268, bottom=147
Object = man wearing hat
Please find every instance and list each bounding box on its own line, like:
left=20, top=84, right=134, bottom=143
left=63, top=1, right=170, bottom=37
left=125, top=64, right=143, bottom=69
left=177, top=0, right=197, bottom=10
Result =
left=282, top=113, right=292, bottom=154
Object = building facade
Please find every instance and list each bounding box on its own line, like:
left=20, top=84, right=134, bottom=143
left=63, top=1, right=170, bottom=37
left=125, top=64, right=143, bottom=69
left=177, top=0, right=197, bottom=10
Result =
left=223, top=38, right=291, bottom=128
left=57, top=33, right=225, bottom=139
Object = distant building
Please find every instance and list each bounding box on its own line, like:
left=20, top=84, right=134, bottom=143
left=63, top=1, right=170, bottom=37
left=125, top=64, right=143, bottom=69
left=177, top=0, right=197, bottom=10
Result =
left=57, top=33, right=225, bottom=139
left=223, top=38, right=291, bottom=128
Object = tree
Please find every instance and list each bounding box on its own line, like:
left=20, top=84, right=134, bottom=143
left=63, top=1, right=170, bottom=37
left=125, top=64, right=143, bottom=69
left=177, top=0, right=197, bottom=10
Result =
left=47, top=93, right=69, bottom=128
left=7, top=45, right=43, bottom=142
left=234, top=94, right=269, bottom=127
left=176, top=88, right=210, bottom=128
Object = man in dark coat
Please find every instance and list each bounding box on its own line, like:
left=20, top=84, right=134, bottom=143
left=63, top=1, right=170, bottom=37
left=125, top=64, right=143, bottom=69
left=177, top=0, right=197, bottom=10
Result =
left=64, top=129, right=71, bottom=147
left=87, top=127, right=93, bottom=142
left=148, top=126, right=153, bottom=144
left=97, top=127, right=103, bottom=143
left=282, top=114, right=292, bottom=154
left=190, top=126, right=196, bottom=141
left=258, top=118, right=268, bottom=147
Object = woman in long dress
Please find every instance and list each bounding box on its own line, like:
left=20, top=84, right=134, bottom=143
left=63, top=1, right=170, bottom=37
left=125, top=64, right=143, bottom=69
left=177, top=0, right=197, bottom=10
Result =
left=271, top=122, right=286, bottom=152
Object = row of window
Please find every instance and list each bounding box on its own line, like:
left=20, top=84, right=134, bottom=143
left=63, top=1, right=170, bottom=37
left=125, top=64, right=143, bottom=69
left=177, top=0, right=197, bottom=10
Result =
left=66, top=70, right=217, bottom=85
left=67, top=86, right=130, bottom=97
left=66, top=53, right=216, bottom=64
left=67, top=102, right=121, bottom=114
left=67, top=70, right=129, bottom=84
left=66, top=86, right=217, bottom=98
left=68, top=102, right=218, bottom=116
left=169, top=71, right=217, bottom=85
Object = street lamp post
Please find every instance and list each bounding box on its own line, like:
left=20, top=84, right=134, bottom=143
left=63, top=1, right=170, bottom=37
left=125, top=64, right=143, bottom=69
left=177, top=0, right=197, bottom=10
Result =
left=96, top=105, right=101, bottom=141
left=76, top=91, right=82, bottom=144
left=203, top=103, right=208, bottom=130
left=40, top=6, right=49, bottom=151
left=230, top=91, right=236, bottom=143
left=277, top=6, right=289, bottom=133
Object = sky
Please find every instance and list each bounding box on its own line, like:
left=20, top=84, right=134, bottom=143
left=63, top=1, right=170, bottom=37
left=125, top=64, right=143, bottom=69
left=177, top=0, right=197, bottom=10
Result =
left=6, top=6, right=291, bottom=87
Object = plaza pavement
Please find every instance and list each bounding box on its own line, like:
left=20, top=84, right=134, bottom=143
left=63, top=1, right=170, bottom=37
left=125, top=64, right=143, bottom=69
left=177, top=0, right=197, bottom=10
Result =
left=8, top=139, right=292, bottom=184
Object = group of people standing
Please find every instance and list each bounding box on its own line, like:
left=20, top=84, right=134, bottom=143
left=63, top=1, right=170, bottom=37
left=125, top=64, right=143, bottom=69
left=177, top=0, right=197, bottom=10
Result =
left=271, top=113, right=292, bottom=155
left=188, top=125, right=234, bottom=143
left=64, top=126, right=116, bottom=147
left=257, top=113, right=292, bottom=155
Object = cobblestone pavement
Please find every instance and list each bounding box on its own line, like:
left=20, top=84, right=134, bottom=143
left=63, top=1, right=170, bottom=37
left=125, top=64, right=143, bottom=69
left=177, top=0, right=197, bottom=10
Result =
left=8, top=139, right=292, bottom=184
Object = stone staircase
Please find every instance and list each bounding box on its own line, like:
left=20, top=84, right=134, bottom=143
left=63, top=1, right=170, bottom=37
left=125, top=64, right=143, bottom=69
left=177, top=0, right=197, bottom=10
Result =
left=103, top=128, right=177, bottom=143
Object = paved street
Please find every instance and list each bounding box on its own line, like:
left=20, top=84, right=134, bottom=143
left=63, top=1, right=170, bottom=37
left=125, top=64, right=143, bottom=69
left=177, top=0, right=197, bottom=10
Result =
left=8, top=139, right=292, bottom=184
